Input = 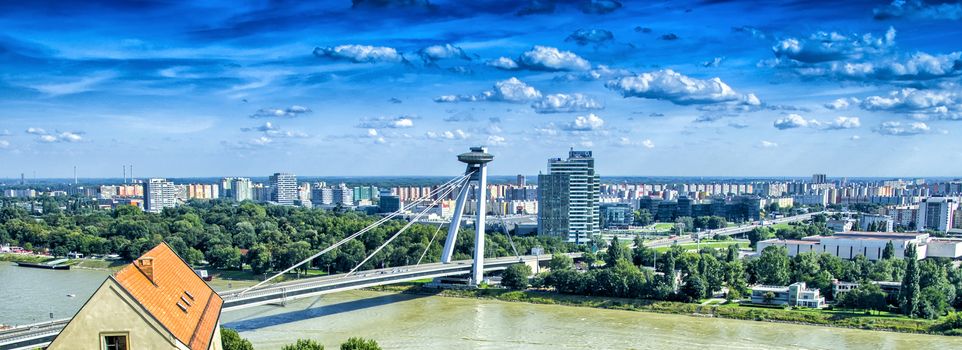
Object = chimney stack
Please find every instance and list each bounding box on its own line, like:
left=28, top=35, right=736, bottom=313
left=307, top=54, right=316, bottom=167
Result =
left=136, top=257, right=155, bottom=283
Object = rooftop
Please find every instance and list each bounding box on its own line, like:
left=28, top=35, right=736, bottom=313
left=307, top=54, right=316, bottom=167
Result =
left=113, top=243, right=222, bottom=350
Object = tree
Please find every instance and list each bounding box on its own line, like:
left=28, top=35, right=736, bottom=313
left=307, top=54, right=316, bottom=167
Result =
left=248, top=243, right=273, bottom=274
left=502, top=263, right=532, bottom=290
left=604, top=236, right=626, bottom=267
left=340, top=337, right=381, bottom=350
left=747, top=227, right=774, bottom=248
left=221, top=328, right=254, bottom=350
left=681, top=275, right=708, bottom=301
left=633, top=209, right=653, bottom=226
left=900, top=244, right=921, bottom=317
left=282, top=339, right=325, bottom=350
left=755, top=246, right=790, bottom=285
left=548, top=253, right=573, bottom=271
left=882, top=241, right=895, bottom=260
left=836, top=283, right=887, bottom=312
left=208, top=245, right=243, bottom=270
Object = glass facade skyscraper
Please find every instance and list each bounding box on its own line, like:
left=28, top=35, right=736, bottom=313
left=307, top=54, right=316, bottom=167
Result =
left=537, top=149, right=599, bottom=243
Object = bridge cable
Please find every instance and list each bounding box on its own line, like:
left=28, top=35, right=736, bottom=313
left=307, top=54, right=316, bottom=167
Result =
left=343, top=176, right=467, bottom=277
left=239, top=172, right=472, bottom=294
left=415, top=176, right=472, bottom=266
left=496, top=211, right=522, bottom=260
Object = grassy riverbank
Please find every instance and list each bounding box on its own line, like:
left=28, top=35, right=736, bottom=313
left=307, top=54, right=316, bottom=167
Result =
left=368, top=283, right=959, bottom=336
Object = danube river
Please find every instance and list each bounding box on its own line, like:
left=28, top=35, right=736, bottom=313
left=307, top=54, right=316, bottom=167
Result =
left=3, top=262, right=962, bottom=349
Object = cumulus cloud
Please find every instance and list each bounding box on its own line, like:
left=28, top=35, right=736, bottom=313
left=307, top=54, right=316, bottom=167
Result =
left=487, top=135, right=506, bottom=145
left=0, top=140, right=8, bottom=149
left=27, top=128, right=85, bottom=143
left=426, top=129, right=468, bottom=140
left=564, top=113, right=605, bottom=131
left=250, top=105, right=312, bottom=118
left=617, top=137, right=655, bottom=148
left=860, top=88, right=961, bottom=119
left=487, top=57, right=519, bottom=70
left=531, top=93, right=604, bottom=113
left=773, top=27, right=895, bottom=64
left=518, top=46, right=591, bottom=71
left=874, top=0, right=962, bottom=20
left=418, top=44, right=470, bottom=63
left=760, top=140, right=779, bottom=148
left=824, top=98, right=852, bottom=110
left=773, top=114, right=813, bottom=129
left=606, top=69, right=753, bottom=105
left=769, top=27, right=962, bottom=82
left=434, top=77, right=542, bottom=103
left=241, top=122, right=309, bottom=139
left=661, top=33, right=680, bottom=41
left=565, top=29, right=614, bottom=46
left=357, top=116, right=416, bottom=128
left=554, top=65, right=632, bottom=82
left=313, top=44, right=405, bottom=63
left=876, top=121, right=930, bottom=135
left=773, top=114, right=861, bottom=130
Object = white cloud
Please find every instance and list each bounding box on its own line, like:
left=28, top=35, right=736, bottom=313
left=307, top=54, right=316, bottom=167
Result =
left=579, top=141, right=594, bottom=148
left=0, top=140, right=9, bottom=149
left=38, top=135, right=58, bottom=143
left=824, top=98, right=851, bottom=110
left=565, top=113, right=605, bottom=131
left=26, top=127, right=47, bottom=135
left=642, top=139, right=655, bottom=149
left=357, top=116, right=416, bottom=129
left=565, top=29, right=614, bottom=46
left=250, top=105, right=312, bottom=118
left=555, top=65, right=632, bottom=82
left=876, top=121, right=930, bottom=136
left=30, top=72, right=114, bottom=96
left=531, top=93, right=604, bottom=113
left=850, top=135, right=861, bottom=141
left=26, top=128, right=85, bottom=143
left=518, top=46, right=591, bottom=71
left=860, top=88, right=960, bottom=119
left=418, top=44, right=469, bottom=62
left=605, top=69, right=751, bottom=105
left=487, top=135, right=506, bottom=145
left=773, top=114, right=860, bottom=130
left=773, top=27, right=895, bottom=64
left=313, top=45, right=404, bottom=63
left=426, top=129, right=468, bottom=140
left=760, top=140, right=779, bottom=148
left=434, top=77, right=542, bottom=103
left=367, top=129, right=378, bottom=137
left=874, top=0, right=962, bottom=20
left=487, top=57, right=519, bottom=70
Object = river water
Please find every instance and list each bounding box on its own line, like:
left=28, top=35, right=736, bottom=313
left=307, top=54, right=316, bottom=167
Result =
left=3, top=262, right=962, bottom=349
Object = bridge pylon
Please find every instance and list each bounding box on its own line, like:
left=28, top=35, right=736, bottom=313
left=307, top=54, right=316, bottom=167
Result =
left=440, top=146, right=493, bottom=286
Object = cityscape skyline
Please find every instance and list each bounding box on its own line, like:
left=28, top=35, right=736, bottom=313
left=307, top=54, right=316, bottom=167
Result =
left=1, top=1, right=961, bottom=177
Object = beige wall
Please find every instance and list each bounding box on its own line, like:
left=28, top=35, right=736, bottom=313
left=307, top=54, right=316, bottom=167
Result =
left=48, top=277, right=187, bottom=350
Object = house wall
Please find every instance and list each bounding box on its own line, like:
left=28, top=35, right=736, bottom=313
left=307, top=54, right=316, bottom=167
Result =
left=48, top=278, right=187, bottom=350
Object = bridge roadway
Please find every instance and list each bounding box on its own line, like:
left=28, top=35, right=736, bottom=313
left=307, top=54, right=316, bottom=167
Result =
left=607, top=211, right=824, bottom=248
left=0, top=254, right=575, bottom=350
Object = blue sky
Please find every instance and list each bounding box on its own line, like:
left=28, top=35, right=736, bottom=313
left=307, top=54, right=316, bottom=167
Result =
left=1, top=0, right=961, bottom=178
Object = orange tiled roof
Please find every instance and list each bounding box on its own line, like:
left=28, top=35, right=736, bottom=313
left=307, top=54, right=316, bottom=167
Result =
left=114, top=243, right=222, bottom=350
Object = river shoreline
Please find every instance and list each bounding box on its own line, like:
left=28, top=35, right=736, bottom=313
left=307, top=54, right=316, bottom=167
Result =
left=366, top=283, right=959, bottom=336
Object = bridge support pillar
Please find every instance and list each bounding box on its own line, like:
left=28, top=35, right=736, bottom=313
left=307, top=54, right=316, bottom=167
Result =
left=439, top=146, right=493, bottom=287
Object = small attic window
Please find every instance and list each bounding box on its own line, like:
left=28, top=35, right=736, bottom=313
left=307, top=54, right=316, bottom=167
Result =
left=180, top=295, right=192, bottom=307
left=176, top=301, right=188, bottom=313
left=184, top=290, right=195, bottom=300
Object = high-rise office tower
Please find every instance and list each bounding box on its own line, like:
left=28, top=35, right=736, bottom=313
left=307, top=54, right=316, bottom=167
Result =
left=143, top=178, right=177, bottom=213
left=333, top=184, right=354, bottom=205
left=517, top=174, right=526, bottom=187
left=917, top=197, right=959, bottom=232
left=537, top=149, right=600, bottom=243
left=231, top=178, right=253, bottom=201
left=812, top=173, right=827, bottom=184
left=269, top=173, right=297, bottom=206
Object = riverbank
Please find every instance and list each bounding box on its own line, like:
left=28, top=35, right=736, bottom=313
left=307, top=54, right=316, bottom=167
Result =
left=367, top=283, right=961, bottom=336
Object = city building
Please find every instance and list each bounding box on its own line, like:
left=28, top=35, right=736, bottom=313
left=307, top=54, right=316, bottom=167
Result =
left=537, top=149, right=600, bottom=243
left=757, top=231, right=962, bottom=260
left=812, top=173, right=828, bottom=184
left=269, top=172, right=297, bottom=206
left=47, top=243, right=223, bottom=350
left=333, top=184, right=354, bottom=206
left=600, top=203, right=634, bottom=229
left=143, top=178, right=177, bottom=213
left=231, top=178, right=253, bottom=201
left=750, top=282, right=826, bottom=308
left=832, top=280, right=901, bottom=299
left=858, top=213, right=895, bottom=232
left=379, top=195, right=402, bottom=213
left=917, top=197, right=959, bottom=232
